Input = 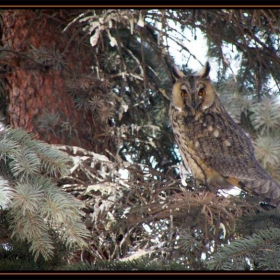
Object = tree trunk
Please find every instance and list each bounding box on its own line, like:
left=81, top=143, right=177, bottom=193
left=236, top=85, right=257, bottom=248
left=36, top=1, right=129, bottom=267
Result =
left=1, top=9, right=115, bottom=153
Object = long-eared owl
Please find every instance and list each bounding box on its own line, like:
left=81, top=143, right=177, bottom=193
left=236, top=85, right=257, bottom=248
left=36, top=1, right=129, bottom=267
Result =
left=169, top=62, right=280, bottom=208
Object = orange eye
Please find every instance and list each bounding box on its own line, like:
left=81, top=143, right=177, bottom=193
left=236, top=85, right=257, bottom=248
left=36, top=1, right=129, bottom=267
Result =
left=180, top=89, right=188, bottom=98
left=198, top=89, right=206, bottom=97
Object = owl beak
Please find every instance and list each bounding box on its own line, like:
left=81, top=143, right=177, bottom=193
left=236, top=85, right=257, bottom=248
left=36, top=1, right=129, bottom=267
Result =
left=192, top=101, right=198, bottom=109
left=192, top=95, right=201, bottom=110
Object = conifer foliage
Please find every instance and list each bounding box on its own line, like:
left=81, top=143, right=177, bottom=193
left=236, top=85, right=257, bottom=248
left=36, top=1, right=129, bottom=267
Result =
left=0, top=9, right=280, bottom=270
left=0, top=127, right=90, bottom=261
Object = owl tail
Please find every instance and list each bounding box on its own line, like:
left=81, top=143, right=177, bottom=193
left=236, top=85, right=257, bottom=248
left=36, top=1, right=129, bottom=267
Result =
left=226, top=176, right=280, bottom=208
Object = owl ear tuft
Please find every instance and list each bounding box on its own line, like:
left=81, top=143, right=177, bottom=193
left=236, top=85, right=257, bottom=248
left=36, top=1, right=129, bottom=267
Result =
left=199, top=61, right=210, bottom=78
left=171, top=65, right=185, bottom=80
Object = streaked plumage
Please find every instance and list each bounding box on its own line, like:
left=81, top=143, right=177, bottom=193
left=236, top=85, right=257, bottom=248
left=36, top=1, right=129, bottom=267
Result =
left=169, top=62, right=280, bottom=208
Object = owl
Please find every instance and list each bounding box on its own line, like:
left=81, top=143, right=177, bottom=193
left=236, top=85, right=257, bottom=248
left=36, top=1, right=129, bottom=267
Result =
left=169, top=61, right=280, bottom=208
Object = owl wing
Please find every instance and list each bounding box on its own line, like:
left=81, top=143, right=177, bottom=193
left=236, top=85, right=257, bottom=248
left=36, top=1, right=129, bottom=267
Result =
left=194, top=112, right=280, bottom=206
left=193, top=113, right=270, bottom=181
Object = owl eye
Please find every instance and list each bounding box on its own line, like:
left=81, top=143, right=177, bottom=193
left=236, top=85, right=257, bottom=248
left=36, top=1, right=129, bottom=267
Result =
left=180, top=89, right=188, bottom=98
left=198, top=88, right=206, bottom=97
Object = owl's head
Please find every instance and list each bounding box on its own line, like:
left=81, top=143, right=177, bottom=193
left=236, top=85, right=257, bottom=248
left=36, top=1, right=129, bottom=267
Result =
left=171, top=62, right=216, bottom=112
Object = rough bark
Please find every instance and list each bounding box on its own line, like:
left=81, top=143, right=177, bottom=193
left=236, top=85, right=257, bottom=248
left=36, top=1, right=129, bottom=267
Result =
left=1, top=9, right=114, bottom=153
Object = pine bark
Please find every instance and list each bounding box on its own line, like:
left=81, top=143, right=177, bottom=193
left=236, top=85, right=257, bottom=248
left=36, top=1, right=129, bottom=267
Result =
left=1, top=9, right=113, bottom=152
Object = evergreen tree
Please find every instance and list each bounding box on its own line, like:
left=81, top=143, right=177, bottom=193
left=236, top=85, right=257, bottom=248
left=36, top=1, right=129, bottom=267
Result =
left=0, top=8, right=280, bottom=270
